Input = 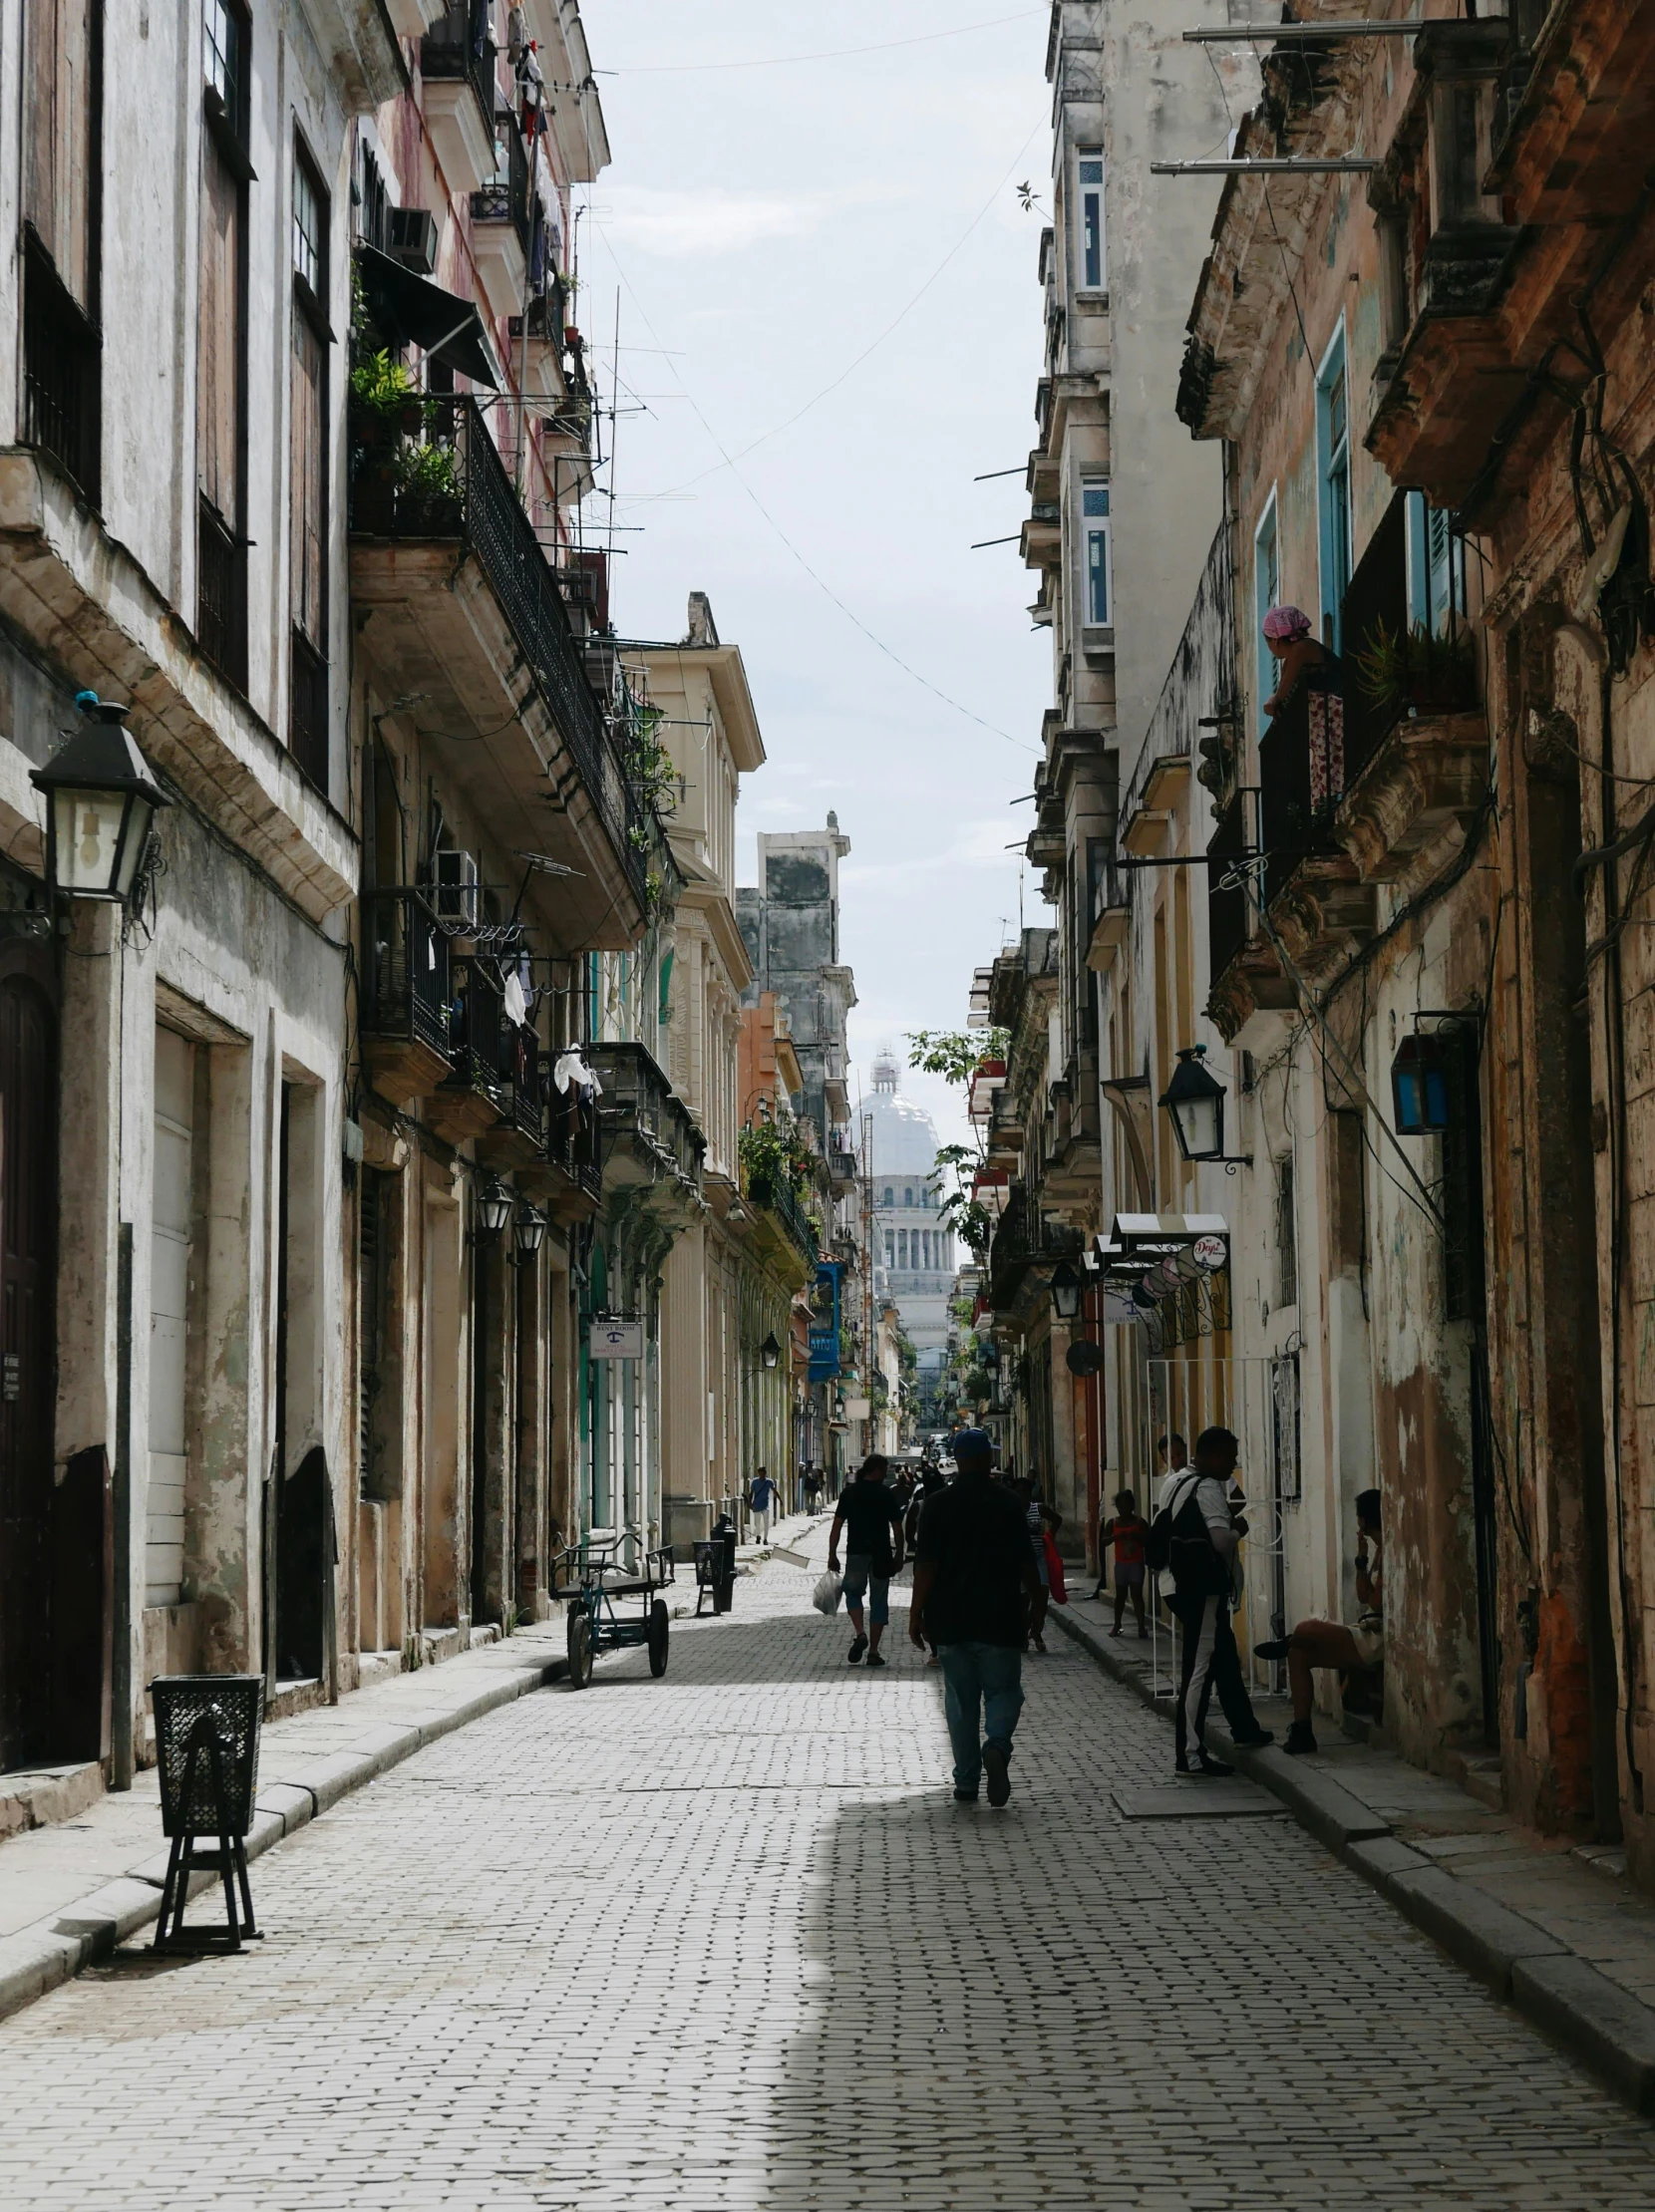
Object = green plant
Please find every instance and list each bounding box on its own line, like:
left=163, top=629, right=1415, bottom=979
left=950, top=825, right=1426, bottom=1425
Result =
left=906, top=1028, right=1010, bottom=1086
left=739, top=1117, right=815, bottom=1196
left=350, top=348, right=419, bottom=416
left=1351, top=618, right=1477, bottom=716
left=623, top=705, right=678, bottom=818
left=395, top=439, right=463, bottom=502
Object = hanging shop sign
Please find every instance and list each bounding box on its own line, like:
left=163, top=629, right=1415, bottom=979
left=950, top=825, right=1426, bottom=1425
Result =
left=842, top=1397, right=872, bottom=1420
left=808, top=1262, right=843, bottom=1382
left=588, top=1316, right=643, bottom=1360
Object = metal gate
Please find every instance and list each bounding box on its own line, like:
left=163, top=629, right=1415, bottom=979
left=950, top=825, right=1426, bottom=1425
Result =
left=1143, top=1353, right=1300, bottom=1699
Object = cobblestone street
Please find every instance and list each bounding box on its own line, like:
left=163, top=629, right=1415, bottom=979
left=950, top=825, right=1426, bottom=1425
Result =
left=3, top=1556, right=1655, bottom=2211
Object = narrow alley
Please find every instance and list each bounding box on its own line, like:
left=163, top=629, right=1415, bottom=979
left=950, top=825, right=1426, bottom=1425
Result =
left=3, top=1540, right=1653, bottom=2212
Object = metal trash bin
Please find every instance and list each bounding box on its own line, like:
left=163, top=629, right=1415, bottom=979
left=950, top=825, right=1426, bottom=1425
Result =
left=150, top=1674, right=265, bottom=1952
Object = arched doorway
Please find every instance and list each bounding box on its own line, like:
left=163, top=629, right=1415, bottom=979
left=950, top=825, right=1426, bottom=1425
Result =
left=0, top=973, right=59, bottom=1768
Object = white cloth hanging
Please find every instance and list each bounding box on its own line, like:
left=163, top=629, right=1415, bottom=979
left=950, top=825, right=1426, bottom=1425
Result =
left=552, top=1047, right=601, bottom=1097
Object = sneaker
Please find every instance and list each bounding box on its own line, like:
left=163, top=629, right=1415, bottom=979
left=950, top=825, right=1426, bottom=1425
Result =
left=953, top=1788, right=979, bottom=1803
left=865, top=1650, right=887, bottom=1669
left=1108, top=1626, right=1123, bottom=1639
left=1230, top=1729, right=1275, bottom=1750
left=983, top=1741, right=1012, bottom=1807
left=1253, top=1637, right=1292, bottom=1662
left=1174, top=1750, right=1235, bottom=1779
left=1283, top=1720, right=1318, bottom=1755
left=847, top=1635, right=867, bottom=1665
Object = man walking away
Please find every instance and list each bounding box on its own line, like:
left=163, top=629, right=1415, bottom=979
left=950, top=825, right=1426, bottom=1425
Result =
left=909, top=1428, right=1040, bottom=1805
left=1160, top=1426, right=1272, bottom=1776
left=828, top=1453, right=904, bottom=1667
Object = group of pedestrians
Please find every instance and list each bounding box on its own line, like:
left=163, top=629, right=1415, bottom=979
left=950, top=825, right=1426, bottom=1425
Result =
left=812, top=1422, right=1386, bottom=1802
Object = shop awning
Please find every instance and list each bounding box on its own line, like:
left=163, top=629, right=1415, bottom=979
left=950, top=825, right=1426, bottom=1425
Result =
left=354, top=244, right=499, bottom=389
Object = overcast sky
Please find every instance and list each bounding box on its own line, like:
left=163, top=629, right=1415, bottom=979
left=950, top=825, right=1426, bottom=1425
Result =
left=575, top=2, right=1053, bottom=1147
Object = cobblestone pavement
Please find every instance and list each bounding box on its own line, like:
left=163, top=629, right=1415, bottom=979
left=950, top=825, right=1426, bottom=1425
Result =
left=3, top=1559, right=1655, bottom=2211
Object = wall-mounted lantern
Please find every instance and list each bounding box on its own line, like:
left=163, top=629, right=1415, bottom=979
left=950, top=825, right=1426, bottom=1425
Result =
left=1159, top=1044, right=1250, bottom=1168
left=760, top=1331, right=781, bottom=1372
left=32, top=693, right=170, bottom=903
left=475, top=1174, right=514, bottom=1238
left=1049, top=1259, right=1084, bottom=1321
left=1391, top=1032, right=1451, bottom=1133
left=509, top=1201, right=548, bottom=1263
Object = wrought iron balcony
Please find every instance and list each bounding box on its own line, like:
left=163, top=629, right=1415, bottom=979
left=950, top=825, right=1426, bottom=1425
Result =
left=588, top=1042, right=705, bottom=1200
left=361, top=890, right=452, bottom=1105
left=420, top=1, right=494, bottom=147
left=349, top=395, right=648, bottom=907
left=429, top=955, right=509, bottom=1140
left=746, top=1171, right=821, bottom=1269
left=546, top=1084, right=602, bottom=1204
left=22, top=228, right=100, bottom=506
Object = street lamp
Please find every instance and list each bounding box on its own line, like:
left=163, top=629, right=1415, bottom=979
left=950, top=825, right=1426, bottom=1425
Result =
left=1159, top=1044, right=1251, bottom=1168
left=475, top=1174, right=513, bottom=1238
left=1391, top=1032, right=1451, bottom=1133
left=32, top=693, right=170, bottom=903
left=760, top=1331, right=782, bottom=1372
left=1049, top=1258, right=1084, bottom=1321
left=510, top=1201, right=547, bottom=1263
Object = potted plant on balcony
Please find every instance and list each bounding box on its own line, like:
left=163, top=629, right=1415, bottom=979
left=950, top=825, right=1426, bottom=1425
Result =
left=394, top=438, right=465, bottom=534
left=1352, top=618, right=1477, bottom=723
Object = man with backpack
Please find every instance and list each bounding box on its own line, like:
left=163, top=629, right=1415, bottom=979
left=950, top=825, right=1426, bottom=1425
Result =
left=1150, top=1425, right=1273, bottom=1776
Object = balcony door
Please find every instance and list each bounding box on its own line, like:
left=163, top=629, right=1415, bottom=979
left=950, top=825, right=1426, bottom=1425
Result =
left=0, top=976, right=59, bottom=1768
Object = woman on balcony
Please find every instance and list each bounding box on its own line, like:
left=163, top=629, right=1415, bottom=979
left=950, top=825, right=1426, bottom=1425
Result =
left=1263, top=603, right=1346, bottom=814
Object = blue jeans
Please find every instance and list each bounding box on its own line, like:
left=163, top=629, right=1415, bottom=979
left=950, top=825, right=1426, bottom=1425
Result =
left=840, top=1554, right=889, bottom=1626
left=937, top=1642, right=1025, bottom=1792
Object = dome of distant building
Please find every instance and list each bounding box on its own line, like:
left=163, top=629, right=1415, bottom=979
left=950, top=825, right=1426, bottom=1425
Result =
left=858, top=1053, right=955, bottom=1376
left=859, top=1053, right=942, bottom=1179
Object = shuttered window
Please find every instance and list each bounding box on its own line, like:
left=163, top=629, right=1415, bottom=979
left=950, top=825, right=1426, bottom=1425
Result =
left=197, top=0, right=250, bottom=685
left=25, top=0, right=99, bottom=308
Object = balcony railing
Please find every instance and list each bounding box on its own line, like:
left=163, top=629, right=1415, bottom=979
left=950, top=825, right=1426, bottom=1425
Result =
left=197, top=495, right=247, bottom=691
left=748, top=1171, right=821, bottom=1268
left=289, top=627, right=329, bottom=793
left=442, top=957, right=510, bottom=1113
left=363, top=890, right=452, bottom=1057
left=1257, top=666, right=1348, bottom=912
left=22, top=228, right=100, bottom=506
left=1206, top=789, right=1255, bottom=985
left=546, top=1084, right=602, bottom=1200
left=470, top=109, right=532, bottom=253
left=588, top=1041, right=706, bottom=1193
left=350, top=395, right=648, bottom=901
left=504, top=1018, right=544, bottom=1147
left=420, top=0, right=494, bottom=144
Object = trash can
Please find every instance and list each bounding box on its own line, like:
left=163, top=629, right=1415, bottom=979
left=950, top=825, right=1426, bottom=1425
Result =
left=150, top=1674, right=265, bottom=1952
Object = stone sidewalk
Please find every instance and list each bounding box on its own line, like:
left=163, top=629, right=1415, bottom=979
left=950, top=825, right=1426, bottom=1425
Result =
left=1054, top=1585, right=1655, bottom=2107
left=1, top=1551, right=1653, bottom=2209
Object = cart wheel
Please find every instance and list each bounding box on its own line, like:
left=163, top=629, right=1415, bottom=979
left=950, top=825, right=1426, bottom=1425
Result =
left=647, top=1600, right=670, bottom=1678
left=567, top=1607, right=594, bottom=1689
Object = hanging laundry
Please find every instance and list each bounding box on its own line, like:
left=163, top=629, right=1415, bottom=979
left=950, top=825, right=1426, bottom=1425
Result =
left=552, top=1046, right=601, bottom=1098
left=506, top=3, right=526, bottom=61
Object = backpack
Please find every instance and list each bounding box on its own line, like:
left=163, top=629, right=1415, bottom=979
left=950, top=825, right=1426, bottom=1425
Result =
left=1145, top=1475, right=1229, bottom=1595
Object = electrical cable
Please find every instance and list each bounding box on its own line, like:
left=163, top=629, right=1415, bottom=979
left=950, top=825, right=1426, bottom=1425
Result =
left=590, top=220, right=1039, bottom=754
left=614, top=121, right=1043, bottom=504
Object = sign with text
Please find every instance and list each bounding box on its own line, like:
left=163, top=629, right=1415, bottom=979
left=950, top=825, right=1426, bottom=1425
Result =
left=588, top=1317, right=643, bottom=1360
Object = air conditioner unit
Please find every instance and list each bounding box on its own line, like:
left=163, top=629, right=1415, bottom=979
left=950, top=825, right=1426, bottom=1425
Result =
left=433, top=848, right=481, bottom=930
left=387, top=206, right=439, bottom=276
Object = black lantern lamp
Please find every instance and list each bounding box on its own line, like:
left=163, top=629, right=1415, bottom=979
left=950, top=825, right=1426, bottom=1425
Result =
left=510, top=1201, right=547, bottom=1263
left=476, top=1174, right=514, bottom=1238
left=1159, top=1044, right=1251, bottom=1169
left=1391, top=1031, right=1452, bottom=1134
left=760, top=1331, right=782, bottom=1372
left=32, top=693, right=170, bottom=903
left=1050, top=1258, right=1084, bottom=1321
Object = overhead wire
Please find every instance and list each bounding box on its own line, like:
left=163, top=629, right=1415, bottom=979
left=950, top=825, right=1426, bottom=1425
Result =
left=590, top=216, right=1039, bottom=754
left=607, top=11, right=1045, bottom=74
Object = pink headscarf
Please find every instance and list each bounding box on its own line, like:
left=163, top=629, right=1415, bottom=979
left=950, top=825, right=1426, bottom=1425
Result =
left=1262, top=604, right=1312, bottom=642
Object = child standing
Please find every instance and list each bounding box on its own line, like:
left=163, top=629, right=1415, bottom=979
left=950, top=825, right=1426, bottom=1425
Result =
left=1094, top=1489, right=1151, bottom=1638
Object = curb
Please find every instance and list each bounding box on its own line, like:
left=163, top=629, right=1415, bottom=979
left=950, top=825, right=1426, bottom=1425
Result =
left=0, top=1648, right=567, bottom=2030
left=1053, top=1602, right=1655, bottom=2116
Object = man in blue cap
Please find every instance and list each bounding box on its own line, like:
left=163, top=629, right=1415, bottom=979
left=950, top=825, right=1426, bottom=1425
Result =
left=909, top=1428, right=1040, bottom=1804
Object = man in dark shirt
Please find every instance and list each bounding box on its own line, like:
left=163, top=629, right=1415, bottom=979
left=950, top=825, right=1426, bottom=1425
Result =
left=828, top=1453, right=905, bottom=1668
left=909, top=1428, right=1041, bottom=1805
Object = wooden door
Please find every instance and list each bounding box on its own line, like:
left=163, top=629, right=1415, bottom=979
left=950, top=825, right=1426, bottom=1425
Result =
left=0, top=977, right=58, bottom=1767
